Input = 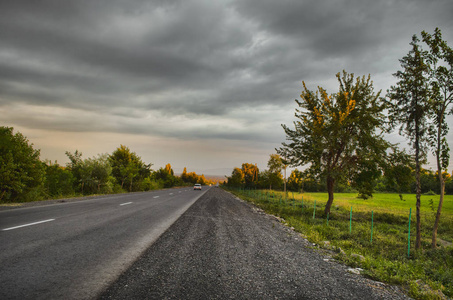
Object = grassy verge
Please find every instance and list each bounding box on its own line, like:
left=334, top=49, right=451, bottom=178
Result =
left=225, top=188, right=453, bottom=299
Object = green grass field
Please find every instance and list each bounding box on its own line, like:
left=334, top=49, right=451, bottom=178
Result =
left=227, top=188, right=453, bottom=299
left=299, top=192, right=453, bottom=216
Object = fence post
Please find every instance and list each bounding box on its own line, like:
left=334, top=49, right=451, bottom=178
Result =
left=408, top=208, right=412, bottom=258
left=301, top=196, right=304, bottom=215
left=313, top=199, right=316, bottom=219
left=349, top=206, right=352, bottom=234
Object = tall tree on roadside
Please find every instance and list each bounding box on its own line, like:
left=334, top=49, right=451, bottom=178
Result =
left=242, top=163, right=259, bottom=188
left=278, top=71, right=390, bottom=214
left=267, top=154, right=284, bottom=190
left=421, top=28, right=453, bottom=248
left=387, top=35, right=431, bottom=250
left=65, top=150, right=83, bottom=190
left=227, top=167, right=244, bottom=187
left=109, top=145, right=151, bottom=191
left=0, top=127, right=45, bottom=202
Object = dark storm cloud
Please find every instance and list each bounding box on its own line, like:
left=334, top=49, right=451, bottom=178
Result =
left=1, top=0, right=453, bottom=141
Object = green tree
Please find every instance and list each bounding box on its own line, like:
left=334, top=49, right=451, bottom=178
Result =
left=279, top=71, right=389, bottom=214
left=258, top=170, right=283, bottom=191
left=351, top=158, right=381, bottom=199
left=267, top=154, right=284, bottom=189
left=84, top=154, right=113, bottom=193
left=421, top=28, right=453, bottom=248
left=287, top=169, right=303, bottom=192
left=109, top=145, right=152, bottom=192
left=153, top=163, right=179, bottom=188
left=242, top=163, right=259, bottom=188
left=387, top=35, right=431, bottom=250
left=44, top=161, right=74, bottom=198
left=0, top=127, right=45, bottom=202
left=227, top=167, right=244, bottom=187
left=382, top=149, right=414, bottom=199
left=65, top=150, right=84, bottom=193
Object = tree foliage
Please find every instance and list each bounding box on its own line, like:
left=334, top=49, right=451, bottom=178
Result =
left=266, top=154, right=284, bottom=189
left=109, top=145, right=152, bottom=192
left=421, top=27, right=453, bottom=248
left=0, top=127, right=45, bottom=202
left=44, top=161, right=74, bottom=198
left=241, top=163, right=259, bottom=188
left=227, top=167, right=244, bottom=187
left=278, top=71, right=390, bottom=213
left=153, top=163, right=181, bottom=188
left=181, top=167, right=209, bottom=185
left=387, top=35, right=432, bottom=250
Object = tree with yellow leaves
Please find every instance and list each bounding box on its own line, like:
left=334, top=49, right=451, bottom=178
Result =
left=278, top=71, right=390, bottom=214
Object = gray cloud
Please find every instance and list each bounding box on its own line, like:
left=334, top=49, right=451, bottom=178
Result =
left=1, top=0, right=453, bottom=172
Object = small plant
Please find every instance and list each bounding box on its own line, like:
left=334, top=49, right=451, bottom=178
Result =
left=424, top=190, right=437, bottom=196
left=428, top=198, right=435, bottom=212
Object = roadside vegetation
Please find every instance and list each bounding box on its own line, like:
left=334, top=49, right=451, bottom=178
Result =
left=0, top=126, right=214, bottom=204
left=224, top=28, right=453, bottom=299
left=225, top=188, right=453, bottom=299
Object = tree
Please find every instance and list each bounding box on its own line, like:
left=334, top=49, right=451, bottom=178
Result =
left=44, top=161, right=74, bottom=198
left=421, top=28, right=453, bottom=248
left=84, top=154, right=112, bottom=193
left=241, top=163, right=259, bottom=188
left=0, top=127, right=45, bottom=202
left=258, top=170, right=283, bottom=191
left=65, top=150, right=84, bottom=193
left=267, top=154, right=284, bottom=189
left=387, top=35, right=431, bottom=250
left=227, top=168, right=244, bottom=187
left=278, top=71, right=389, bottom=214
left=65, top=151, right=114, bottom=194
left=287, top=169, right=304, bottom=192
left=382, top=149, right=414, bottom=200
left=109, top=145, right=152, bottom=192
left=351, top=158, right=381, bottom=199
left=153, top=163, right=179, bottom=188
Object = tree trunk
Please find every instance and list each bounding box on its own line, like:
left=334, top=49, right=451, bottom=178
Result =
left=415, top=126, right=422, bottom=250
left=284, top=166, right=287, bottom=197
left=432, top=175, right=445, bottom=248
left=432, top=123, right=446, bottom=248
left=325, top=176, right=335, bottom=214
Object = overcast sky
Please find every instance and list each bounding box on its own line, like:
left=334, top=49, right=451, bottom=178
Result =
left=1, top=0, right=453, bottom=176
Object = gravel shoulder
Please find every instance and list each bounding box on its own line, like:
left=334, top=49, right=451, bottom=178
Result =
left=99, top=187, right=410, bottom=300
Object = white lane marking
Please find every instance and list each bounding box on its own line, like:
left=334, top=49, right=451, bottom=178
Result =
left=169, top=193, right=174, bottom=195
left=120, top=202, right=133, bottom=206
left=2, top=219, right=55, bottom=231
left=153, top=196, right=160, bottom=199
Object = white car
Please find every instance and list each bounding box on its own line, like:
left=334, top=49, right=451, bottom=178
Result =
left=194, top=184, right=202, bottom=190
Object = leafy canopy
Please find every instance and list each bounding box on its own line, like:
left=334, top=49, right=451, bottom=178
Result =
left=278, top=71, right=390, bottom=211
left=0, top=126, right=45, bottom=202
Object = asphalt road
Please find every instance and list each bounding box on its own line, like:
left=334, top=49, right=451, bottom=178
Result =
left=100, top=188, right=410, bottom=300
left=0, top=187, right=209, bottom=300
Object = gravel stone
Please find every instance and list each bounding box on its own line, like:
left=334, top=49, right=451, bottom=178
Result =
left=99, top=188, right=410, bottom=300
